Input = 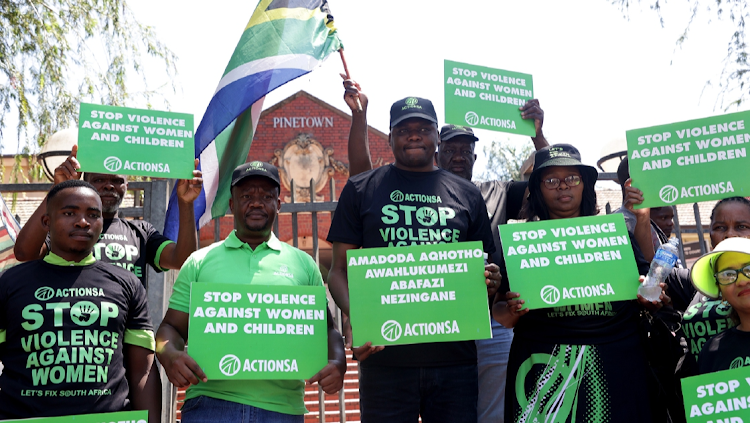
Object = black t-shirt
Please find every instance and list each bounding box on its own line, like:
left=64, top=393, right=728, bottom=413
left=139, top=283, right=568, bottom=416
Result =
left=0, top=260, right=153, bottom=419
left=698, top=328, right=750, bottom=374
left=475, top=180, right=527, bottom=269
left=328, top=164, right=496, bottom=367
left=683, top=293, right=735, bottom=363
left=510, top=232, right=651, bottom=345
left=49, top=218, right=173, bottom=285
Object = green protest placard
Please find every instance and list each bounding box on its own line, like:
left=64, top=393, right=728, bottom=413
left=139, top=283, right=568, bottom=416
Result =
left=2, top=411, right=147, bottom=423
left=188, top=283, right=328, bottom=380
left=77, top=103, right=195, bottom=179
left=681, top=366, right=750, bottom=422
left=346, top=241, right=491, bottom=346
left=444, top=59, right=535, bottom=136
left=626, top=110, right=750, bottom=208
left=498, top=214, right=640, bottom=310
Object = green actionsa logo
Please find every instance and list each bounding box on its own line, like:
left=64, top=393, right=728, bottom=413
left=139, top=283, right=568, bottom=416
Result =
left=405, top=97, right=418, bottom=107
left=381, top=320, right=402, bottom=342
left=246, top=161, right=266, bottom=172
left=659, top=185, right=679, bottom=203
left=219, top=354, right=241, bottom=376
left=34, top=286, right=54, bottom=301
left=390, top=190, right=405, bottom=202
left=103, top=156, right=123, bottom=172
left=730, top=357, right=746, bottom=369
left=540, top=285, right=561, bottom=305
left=464, top=111, right=479, bottom=126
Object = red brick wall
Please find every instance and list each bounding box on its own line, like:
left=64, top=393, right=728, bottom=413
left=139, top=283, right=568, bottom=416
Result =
left=199, top=92, right=391, bottom=246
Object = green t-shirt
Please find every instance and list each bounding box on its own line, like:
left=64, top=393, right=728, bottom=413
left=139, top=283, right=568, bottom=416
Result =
left=169, top=231, right=324, bottom=415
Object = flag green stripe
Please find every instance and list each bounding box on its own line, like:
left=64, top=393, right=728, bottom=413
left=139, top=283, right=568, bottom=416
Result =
left=223, top=15, right=336, bottom=76
left=210, top=108, right=256, bottom=218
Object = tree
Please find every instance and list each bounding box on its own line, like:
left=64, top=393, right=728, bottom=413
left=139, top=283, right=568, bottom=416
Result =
left=0, top=0, right=177, bottom=181
left=611, top=0, right=749, bottom=109
left=477, top=139, right=534, bottom=182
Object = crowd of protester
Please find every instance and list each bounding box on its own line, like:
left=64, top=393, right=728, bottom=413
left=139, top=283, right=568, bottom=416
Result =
left=0, top=78, right=747, bottom=423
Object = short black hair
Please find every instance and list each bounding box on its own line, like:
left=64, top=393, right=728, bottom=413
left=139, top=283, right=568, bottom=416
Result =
left=711, top=196, right=750, bottom=222
left=47, top=180, right=98, bottom=203
left=616, top=158, right=629, bottom=188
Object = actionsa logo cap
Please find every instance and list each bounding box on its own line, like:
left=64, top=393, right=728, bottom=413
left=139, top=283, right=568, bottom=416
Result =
left=389, top=97, right=438, bottom=129
left=230, top=161, right=281, bottom=188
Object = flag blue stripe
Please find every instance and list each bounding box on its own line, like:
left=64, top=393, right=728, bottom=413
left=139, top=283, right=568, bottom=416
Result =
left=195, top=67, right=310, bottom=155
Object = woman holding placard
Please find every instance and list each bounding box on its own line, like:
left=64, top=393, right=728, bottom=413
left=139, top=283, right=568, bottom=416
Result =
left=689, top=237, right=750, bottom=374
left=493, top=144, right=662, bottom=423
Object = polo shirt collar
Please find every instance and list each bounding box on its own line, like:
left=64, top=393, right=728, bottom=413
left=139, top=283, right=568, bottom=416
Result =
left=43, top=252, right=96, bottom=266
left=225, top=230, right=282, bottom=251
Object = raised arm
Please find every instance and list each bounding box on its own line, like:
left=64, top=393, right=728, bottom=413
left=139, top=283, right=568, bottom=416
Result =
left=341, top=76, right=372, bottom=177
left=623, top=178, right=656, bottom=262
left=158, top=159, right=203, bottom=269
left=14, top=146, right=82, bottom=261
left=125, top=345, right=162, bottom=423
left=520, top=99, right=548, bottom=151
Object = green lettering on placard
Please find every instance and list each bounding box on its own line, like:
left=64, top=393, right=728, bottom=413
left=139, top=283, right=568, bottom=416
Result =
left=346, top=241, right=491, bottom=347
left=188, top=283, right=327, bottom=380
left=681, top=366, right=750, bottom=422
left=2, top=410, right=147, bottom=423
left=77, top=103, right=194, bottom=179
left=626, top=110, right=750, bottom=208
left=498, top=214, right=640, bottom=310
left=444, top=59, right=535, bottom=136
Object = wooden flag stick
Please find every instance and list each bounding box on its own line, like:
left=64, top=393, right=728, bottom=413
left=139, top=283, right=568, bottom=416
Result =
left=339, top=48, right=363, bottom=112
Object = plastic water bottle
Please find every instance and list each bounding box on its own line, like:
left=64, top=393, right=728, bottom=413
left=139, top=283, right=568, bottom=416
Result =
left=638, top=238, right=680, bottom=302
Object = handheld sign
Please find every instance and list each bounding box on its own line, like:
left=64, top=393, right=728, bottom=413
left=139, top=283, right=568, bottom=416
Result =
left=626, top=110, right=750, bottom=208
left=346, top=241, right=491, bottom=346
left=498, top=214, right=640, bottom=310
left=680, top=366, right=750, bottom=423
left=444, top=59, right=535, bottom=136
left=1, top=411, right=147, bottom=422
left=188, top=283, right=328, bottom=380
left=77, top=103, right=195, bottom=179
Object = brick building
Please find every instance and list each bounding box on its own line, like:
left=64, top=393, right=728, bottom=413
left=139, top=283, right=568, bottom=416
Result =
left=198, top=91, right=392, bottom=272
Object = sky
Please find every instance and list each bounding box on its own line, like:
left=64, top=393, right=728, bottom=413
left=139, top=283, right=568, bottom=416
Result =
left=13, top=0, right=745, bottom=183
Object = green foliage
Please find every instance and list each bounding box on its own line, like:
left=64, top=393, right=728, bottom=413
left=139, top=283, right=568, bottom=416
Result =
left=0, top=0, right=177, bottom=174
left=611, top=0, right=749, bottom=110
left=477, top=139, right=534, bottom=182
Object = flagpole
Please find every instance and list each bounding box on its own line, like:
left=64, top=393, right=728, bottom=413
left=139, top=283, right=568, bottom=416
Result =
left=338, top=48, right=363, bottom=112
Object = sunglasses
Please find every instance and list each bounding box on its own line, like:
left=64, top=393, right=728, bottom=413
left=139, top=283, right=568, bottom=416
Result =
left=542, top=175, right=581, bottom=190
left=715, top=263, right=750, bottom=285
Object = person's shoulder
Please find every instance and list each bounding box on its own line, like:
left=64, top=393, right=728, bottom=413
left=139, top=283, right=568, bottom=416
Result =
left=437, top=169, right=482, bottom=193
left=278, top=242, right=316, bottom=265
left=186, top=239, right=228, bottom=263
left=348, top=165, right=391, bottom=185
left=88, top=261, right=143, bottom=291
left=473, top=179, right=515, bottom=191
left=0, top=261, right=40, bottom=283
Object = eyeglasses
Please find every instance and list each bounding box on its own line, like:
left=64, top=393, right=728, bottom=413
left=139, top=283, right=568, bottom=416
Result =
left=715, top=263, right=750, bottom=285
left=542, top=175, right=581, bottom=190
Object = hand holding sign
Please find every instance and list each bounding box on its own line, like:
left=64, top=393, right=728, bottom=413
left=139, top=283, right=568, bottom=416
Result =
left=485, top=263, right=502, bottom=296
left=176, top=158, right=204, bottom=204
left=159, top=347, right=207, bottom=389
left=306, top=360, right=344, bottom=394
left=519, top=99, right=544, bottom=138
left=53, top=144, right=82, bottom=184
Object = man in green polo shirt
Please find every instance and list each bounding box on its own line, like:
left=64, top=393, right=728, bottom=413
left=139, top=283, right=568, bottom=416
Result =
left=156, top=162, right=346, bottom=423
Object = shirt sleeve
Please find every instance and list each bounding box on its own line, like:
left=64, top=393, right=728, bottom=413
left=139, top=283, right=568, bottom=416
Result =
left=125, top=273, right=155, bottom=350
left=506, top=181, right=528, bottom=220
left=168, top=254, right=198, bottom=313
left=142, top=221, right=174, bottom=272
left=326, top=180, right=363, bottom=246
left=467, top=193, right=496, bottom=255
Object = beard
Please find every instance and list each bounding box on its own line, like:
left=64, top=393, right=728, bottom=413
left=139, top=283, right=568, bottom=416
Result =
left=100, top=192, right=124, bottom=215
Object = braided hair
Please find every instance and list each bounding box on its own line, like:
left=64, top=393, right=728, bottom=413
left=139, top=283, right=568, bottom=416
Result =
left=710, top=196, right=750, bottom=222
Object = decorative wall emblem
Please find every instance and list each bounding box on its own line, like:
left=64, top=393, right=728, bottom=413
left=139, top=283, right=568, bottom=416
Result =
left=271, top=133, right=348, bottom=203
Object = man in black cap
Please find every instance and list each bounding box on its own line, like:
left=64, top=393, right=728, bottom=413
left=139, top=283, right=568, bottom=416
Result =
left=341, top=78, right=547, bottom=422
left=327, top=95, right=498, bottom=422
left=156, top=161, right=346, bottom=422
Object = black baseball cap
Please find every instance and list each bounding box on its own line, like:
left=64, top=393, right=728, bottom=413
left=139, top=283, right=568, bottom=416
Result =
left=440, top=124, right=479, bottom=142
left=390, top=97, right=438, bottom=128
left=230, top=161, right=281, bottom=188
left=529, top=144, right=598, bottom=185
